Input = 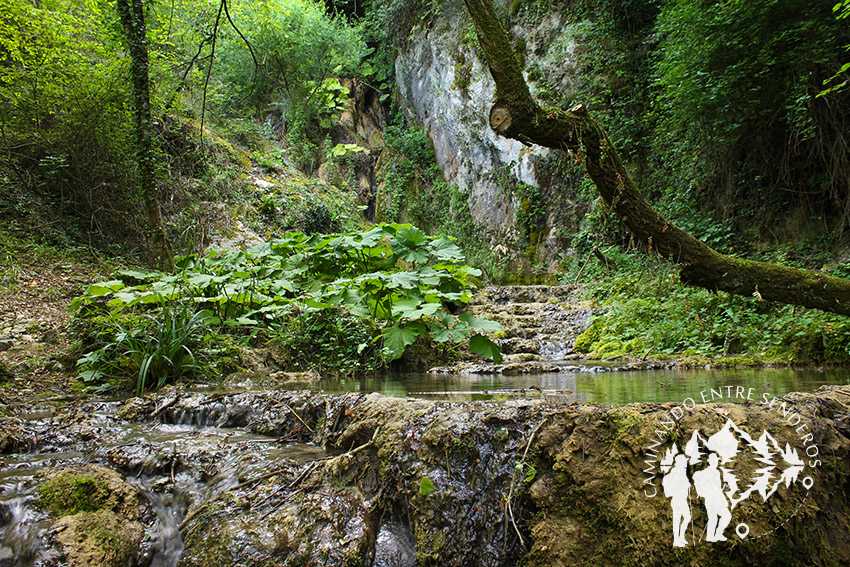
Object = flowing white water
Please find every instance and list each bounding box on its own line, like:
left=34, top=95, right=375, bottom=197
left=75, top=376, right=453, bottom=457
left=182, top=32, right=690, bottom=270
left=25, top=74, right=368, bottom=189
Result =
left=0, top=404, right=319, bottom=566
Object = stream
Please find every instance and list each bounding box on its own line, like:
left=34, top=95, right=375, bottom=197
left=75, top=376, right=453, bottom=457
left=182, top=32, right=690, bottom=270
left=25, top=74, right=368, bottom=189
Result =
left=0, top=400, right=335, bottom=567
left=2, top=366, right=849, bottom=566
left=268, top=365, right=850, bottom=404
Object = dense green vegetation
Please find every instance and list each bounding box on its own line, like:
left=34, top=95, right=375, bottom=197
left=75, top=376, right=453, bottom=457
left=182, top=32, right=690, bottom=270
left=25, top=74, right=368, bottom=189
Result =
left=565, top=251, right=850, bottom=365
left=71, top=224, right=500, bottom=393
left=515, top=0, right=850, bottom=250
left=376, top=123, right=512, bottom=280
left=0, top=0, right=370, bottom=255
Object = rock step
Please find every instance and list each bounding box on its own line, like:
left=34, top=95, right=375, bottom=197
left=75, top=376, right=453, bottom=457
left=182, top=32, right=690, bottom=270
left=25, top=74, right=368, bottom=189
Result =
left=470, top=302, right=574, bottom=316
left=498, top=337, right=542, bottom=355
left=488, top=313, right=544, bottom=329
left=432, top=285, right=594, bottom=373
left=472, top=285, right=581, bottom=305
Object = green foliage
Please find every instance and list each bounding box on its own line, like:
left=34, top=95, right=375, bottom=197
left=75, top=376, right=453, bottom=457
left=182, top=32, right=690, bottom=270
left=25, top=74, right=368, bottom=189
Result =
left=418, top=476, right=436, bottom=496
left=652, top=0, right=850, bottom=232
left=250, top=170, right=362, bottom=238
left=269, top=309, right=384, bottom=374
left=567, top=251, right=850, bottom=363
left=515, top=460, right=536, bottom=484
left=820, top=0, right=850, bottom=96
left=492, top=164, right=547, bottom=256
left=378, top=124, right=440, bottom=223
left=75, top=301, right=214, bottom=395
left=514, top=0, right=850, bottom=258
left=211, top=0, right=368, bottom=170
left=0, top=0, right=142, bottom=246
left=71, top=224, right=501, bottom=389
left=0, top=0, right=373, bottom=259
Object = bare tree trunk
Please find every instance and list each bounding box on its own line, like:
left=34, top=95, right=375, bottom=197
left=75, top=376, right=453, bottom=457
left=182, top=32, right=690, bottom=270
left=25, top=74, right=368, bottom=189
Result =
left=117, top=0, right=174, bottom=272
left=462, top=0, right=850, bottom=316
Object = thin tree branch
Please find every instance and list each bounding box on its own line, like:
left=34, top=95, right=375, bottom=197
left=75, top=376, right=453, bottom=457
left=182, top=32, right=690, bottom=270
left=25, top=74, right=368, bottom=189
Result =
left=200, top=0, right=224, bottom=143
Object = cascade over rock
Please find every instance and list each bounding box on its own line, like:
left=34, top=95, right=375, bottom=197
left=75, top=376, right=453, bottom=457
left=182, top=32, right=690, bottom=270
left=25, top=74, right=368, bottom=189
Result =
left=4, top=387, right=850, bottom=565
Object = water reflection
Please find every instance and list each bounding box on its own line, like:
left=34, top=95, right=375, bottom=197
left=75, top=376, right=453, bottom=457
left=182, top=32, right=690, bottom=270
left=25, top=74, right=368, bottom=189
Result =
left=315, top=367, right=850, bottom=405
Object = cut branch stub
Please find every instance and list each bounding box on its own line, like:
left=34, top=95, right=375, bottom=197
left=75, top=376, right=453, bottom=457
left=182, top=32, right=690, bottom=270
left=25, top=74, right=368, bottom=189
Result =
left=489, top=104, right=512, bottom=134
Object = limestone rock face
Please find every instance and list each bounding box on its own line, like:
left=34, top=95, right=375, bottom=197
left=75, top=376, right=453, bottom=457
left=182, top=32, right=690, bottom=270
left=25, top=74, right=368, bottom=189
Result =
left=395, top=0, right=583, bottom=270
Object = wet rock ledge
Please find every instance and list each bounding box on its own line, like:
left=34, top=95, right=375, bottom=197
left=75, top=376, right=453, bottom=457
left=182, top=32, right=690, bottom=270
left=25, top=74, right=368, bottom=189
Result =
left=2, top=385, right=850, bottom=566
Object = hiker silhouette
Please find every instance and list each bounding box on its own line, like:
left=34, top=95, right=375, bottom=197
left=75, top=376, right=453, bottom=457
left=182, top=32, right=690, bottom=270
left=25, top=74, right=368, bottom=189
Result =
left=662, top=454, right=691, bottom=547
left=693, top=452, right=732, bottom=542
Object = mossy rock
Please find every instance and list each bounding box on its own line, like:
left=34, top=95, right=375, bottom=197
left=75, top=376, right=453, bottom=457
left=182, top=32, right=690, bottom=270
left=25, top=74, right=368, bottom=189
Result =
left=55, top=509, right=144, bottom=567
left=38, top=465, right=141, bottom=519
left=39, top=474, right=110, bottom=517
left=38, top=465, right=145, bottom=567
left=573, top=322, right=600, bottom=353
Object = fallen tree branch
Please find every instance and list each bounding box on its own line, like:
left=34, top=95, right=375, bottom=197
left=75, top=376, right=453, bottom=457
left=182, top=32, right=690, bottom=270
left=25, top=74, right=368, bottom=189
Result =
left=504, top=418, right=548, bottom=549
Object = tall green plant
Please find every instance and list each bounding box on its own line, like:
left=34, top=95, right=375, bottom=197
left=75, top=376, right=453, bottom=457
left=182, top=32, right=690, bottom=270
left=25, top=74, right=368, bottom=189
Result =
left=77, top=302, right=213, bottom=395
left=72, top=224, right=502, bottom=384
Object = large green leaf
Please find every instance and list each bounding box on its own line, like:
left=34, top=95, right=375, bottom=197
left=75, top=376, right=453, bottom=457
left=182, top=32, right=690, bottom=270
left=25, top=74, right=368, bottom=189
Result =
left=419, top=476, right=437, bottom=496
left=429, top=235, right=465, bottom=261
left=391, top=297, right=442, bottom=320
left=469, top=334, right=503, bottom=363
left=458, top=312, right=502, bottom=333
left=385, top=271, right=419, bottom=289
left=84, top=280, right=125, bottom=296
left=382, top=322, right=427, bottom=360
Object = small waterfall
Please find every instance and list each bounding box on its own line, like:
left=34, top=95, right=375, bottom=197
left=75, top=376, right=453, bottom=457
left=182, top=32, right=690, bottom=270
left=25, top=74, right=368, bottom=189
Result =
left=1, top=465, right=61, bottom=566
left=132, top=474, right=195, bottom=567
left=468, top=285, right=592, bottom=365
left=1, top=496, right=54, bottom=566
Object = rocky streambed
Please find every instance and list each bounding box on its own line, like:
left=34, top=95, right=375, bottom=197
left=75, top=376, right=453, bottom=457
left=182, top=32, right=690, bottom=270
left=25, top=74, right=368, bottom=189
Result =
left=2, top=385, right=850, bottom=566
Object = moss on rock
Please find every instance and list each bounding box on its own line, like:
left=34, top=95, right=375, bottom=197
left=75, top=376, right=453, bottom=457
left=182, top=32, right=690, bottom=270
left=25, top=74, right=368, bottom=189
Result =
left=55, top=509, right=144, bottom=567
left=37, top=465, right=144, bottom=567
left=38, top=465, right=141, bottom=519
left=572, top=321, right=600, bottom=353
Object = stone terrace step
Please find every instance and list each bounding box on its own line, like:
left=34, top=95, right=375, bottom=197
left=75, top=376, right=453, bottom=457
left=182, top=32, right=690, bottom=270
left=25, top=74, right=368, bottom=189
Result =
left=432, top=284, right=594, bottom=373
left=471, top=285, right=582, bottom=305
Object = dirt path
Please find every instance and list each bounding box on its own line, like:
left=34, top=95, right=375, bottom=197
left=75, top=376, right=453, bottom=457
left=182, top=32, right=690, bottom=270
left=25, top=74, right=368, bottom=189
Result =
left=0, top=236, right=109, bottom=409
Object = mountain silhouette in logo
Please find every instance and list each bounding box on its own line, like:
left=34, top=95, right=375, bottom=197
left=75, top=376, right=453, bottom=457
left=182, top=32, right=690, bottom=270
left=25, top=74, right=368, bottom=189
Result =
left=664, top=419, right=805, bottom=509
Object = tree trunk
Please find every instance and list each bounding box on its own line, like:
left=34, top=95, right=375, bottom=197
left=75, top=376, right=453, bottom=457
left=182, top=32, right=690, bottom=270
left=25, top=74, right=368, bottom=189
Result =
left=117, top=0, right=174, bottom=272
left=462, top=0, right=850, bottom=316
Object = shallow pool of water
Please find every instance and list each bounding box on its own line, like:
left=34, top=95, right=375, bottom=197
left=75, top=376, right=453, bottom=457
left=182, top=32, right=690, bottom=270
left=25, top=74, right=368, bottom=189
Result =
left=312, top=366, right=850, bottom=405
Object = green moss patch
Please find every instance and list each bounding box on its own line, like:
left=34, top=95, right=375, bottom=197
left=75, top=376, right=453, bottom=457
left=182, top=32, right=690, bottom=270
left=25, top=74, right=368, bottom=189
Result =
left=37, top=465, right=141, bottom=519
left=38, top=473, right=111, bottom=517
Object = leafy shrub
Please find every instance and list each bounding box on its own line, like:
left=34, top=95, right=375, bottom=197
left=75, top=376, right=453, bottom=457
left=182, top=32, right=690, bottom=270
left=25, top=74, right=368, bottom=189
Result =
left=567, top=251, right=850, bottom=363
left=268, top=309, right=383, bottom=375
left=76, top=302, right=214, bottom=395
left=652, top=0, right=850, bottom=232
left=71, top=224, right=502, bottom=391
